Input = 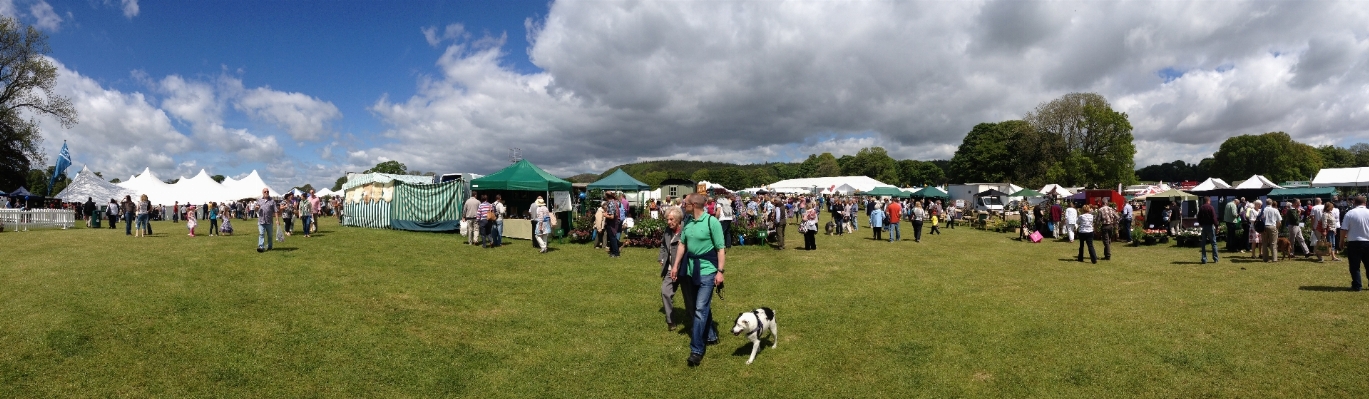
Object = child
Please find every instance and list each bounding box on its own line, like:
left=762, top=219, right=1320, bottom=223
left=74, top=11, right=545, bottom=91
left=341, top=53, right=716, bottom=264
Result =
left=929, top=214, right=941, bottom=235
left=186, top=205, right=198, bottom=237
left=220, top=213, right=234, bottom=235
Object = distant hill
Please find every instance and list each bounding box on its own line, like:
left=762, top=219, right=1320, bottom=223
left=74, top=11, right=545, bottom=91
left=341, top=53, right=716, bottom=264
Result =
left=566, top=173, right=600, bottom=183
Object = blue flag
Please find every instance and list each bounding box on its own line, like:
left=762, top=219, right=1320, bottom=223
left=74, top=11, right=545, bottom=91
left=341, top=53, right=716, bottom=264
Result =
left=48, top=141, right=71, bottom=196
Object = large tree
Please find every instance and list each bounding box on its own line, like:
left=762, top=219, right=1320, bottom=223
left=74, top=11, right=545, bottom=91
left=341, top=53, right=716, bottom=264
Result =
left=364, top=160, right=407, bottom=175
left=813, top=153, right=841, bottom=177
left=843, top=147, right=898, bottom=182
left=1022, top=92, right=1135, bottom=188
left=331, top=176, right=347, bottom=191
left=1210, top=132, right=1322, bottom=183
left=1318, top=144, right=1357, bottom=168
left=0, top=17, right=77, bottom=191
left=1136, top=160, right=1209, bottom=182
left=948, top=121, right=1029, bottom=183
left=897, top=159, right=946, bottom=187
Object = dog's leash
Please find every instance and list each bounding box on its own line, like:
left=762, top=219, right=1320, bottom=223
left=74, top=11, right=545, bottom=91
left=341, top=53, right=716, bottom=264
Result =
left=714, top=282, right=725, bottom=300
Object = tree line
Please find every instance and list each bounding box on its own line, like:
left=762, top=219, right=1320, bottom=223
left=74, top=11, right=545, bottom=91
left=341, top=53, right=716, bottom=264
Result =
left=1139, top=133, right=1369, bottom=184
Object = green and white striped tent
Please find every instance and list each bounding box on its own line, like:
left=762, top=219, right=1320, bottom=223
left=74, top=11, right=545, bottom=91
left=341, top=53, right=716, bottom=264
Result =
left=342, top=173, right=464, bottom=231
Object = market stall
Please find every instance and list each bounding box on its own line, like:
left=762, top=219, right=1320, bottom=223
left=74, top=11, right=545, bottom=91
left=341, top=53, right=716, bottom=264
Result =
left=470, top=160, right=574, bottom=240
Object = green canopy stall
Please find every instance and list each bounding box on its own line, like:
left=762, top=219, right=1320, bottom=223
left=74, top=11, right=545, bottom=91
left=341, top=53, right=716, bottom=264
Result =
left=470, top=160, right=574, bottom=240
left=587, top=169, right=649, bottom=191
left=1265, top=187, right=1336, bottom=201
left=864, top=186, right=908, bottom=198
left=909, top=186, right=949, bottom=199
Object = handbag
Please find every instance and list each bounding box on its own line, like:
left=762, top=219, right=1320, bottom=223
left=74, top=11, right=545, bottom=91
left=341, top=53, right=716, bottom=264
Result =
left=1029, top=230, right=1043, bottom=243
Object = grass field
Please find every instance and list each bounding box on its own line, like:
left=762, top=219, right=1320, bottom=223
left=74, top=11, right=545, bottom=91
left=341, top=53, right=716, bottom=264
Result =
left=3, top=217, right=1368, bottom=397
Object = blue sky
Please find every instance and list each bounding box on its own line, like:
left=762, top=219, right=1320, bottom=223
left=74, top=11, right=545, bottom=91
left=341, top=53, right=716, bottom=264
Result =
left=8, top=1, right=1369, bottom=190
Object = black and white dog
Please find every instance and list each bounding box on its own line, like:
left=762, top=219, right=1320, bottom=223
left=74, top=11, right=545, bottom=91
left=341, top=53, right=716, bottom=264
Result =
left=731, top=307, right=778, bottom=364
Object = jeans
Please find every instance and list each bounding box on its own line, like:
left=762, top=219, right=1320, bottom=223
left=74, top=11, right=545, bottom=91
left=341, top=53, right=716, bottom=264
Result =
left=135, top=214, right=148, bottom=233
left=1348, top=241, right=1369, bottom=289
left=872, top=226, right=882, bottom=240
left=851, top=214, right=858, bottom=231
left=1201, top=224, right=1219, bottom=262
left=1077, top=231, right=1097, bottom=262
left=721, top=220, right=733, bottom=248
left=258, top=223, right=274, bottom=250
left=833, top=215, right=844, bottom=235
left=682, top=273, right=719, bottom=355
left=1046, top=222, right=1056, bottom=238
left=124, top=212, right=133, bottom=235
left=887, top=222, right=901, bottom=242
left=209, top=218, right=219, bottom=235
left=912, top=220, right=923, bottom=242
left=302, top=215, right=313, bottom=236
left=608, top=219, right=622, bottom=256
left=1120, top=218, right=1132, bottom=240
left=804, top=231, right=817, bottom=250
left=494, top=219, right=504, bottom=246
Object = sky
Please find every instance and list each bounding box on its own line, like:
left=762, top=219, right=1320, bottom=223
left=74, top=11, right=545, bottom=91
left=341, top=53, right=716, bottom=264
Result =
left=6, top=0, right=1369, bottom=190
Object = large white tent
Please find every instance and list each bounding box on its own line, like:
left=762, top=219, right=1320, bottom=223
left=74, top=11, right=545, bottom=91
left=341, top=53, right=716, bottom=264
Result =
left=768, top=176, right=892, bottom=194
left=117, top=168, right=280, bottom=204
left=54, top=166, right=137, bottom=202
left=1311, top=167, right=1369, bottom=187
left=1233, top=175, right=1283, bottom=190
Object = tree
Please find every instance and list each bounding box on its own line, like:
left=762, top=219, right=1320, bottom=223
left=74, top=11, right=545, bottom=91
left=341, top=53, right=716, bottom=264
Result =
left=799, top=154, right=820, bottom=178
left=109, top=178, right=121, bottom=183
left=331, top=176, right=347, bottom=191
left=1318, top=145, right=1356, bottom=168
left=691, top=168, right=710, bottom=183
left=1351, top=143, right=1369, bottom=167
left=211, top=174, right=226, bottom=183
left=844, top=147, right=898, bottom=181
left=364, top=160, right=407, bottom=175
left=836, top=155, right=855, bottom=175
left=1210, top=132, right=1322, bottom=183
left=296, top=184, right=315, bottom=193
left=25, top=165, right=67, bottom=196
left=813, top=153, right=841, bottom=177
left=1135, top=160, right=1208, bottom=182
left=1021, top=93, right=1136, bottom=188
left=897, top=160, right=946, bottom=187
left=0, top=17, right=77, bottom=192
left=164, top=178, right=179, bottom=184
left=948, top=121, right=1029, bottom=183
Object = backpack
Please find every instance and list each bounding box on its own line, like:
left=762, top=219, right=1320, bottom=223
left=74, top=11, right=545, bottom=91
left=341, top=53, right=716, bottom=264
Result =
left=1254, top=209, right=1266, bottom=231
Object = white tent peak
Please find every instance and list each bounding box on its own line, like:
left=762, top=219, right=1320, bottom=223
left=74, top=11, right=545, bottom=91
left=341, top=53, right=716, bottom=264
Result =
left=1234, top=175, right=1282, bottom=190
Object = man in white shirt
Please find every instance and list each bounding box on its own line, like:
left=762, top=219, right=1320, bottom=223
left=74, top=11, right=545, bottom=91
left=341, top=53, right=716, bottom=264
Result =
left=1121, top=201, right=1134, bottom=242
left=1342, top=196, right=1369, bottom=291
left=716, top=195, right=734, bottom=248
left=1309, top=198, right=1324, bottom=250
left=1259, top=200, right=1282, bottom=262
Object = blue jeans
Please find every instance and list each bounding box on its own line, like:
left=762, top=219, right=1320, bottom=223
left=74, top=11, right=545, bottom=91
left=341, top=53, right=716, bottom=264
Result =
left=495, top=220, right=504, bottom=246
left=124, top=212, right=133, bottom=235
left=258, top=223, right=274, bottom=250
left=887, top=222, right=901, bottom=242
left=136, top=214, right=149, bottom=233
left=302, top=215, right=313, bottom=236
left=1201, top=225, right=1219, bottom=262
left=681, top=273, right=718, bottom=355
left=851, top=214, right=858, bottom=231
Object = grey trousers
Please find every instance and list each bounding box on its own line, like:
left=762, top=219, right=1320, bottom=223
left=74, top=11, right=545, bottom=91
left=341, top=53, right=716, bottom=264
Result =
left=1288, top=225, right=1309, bottom=255
left=661, top=276, right=679, bottom=325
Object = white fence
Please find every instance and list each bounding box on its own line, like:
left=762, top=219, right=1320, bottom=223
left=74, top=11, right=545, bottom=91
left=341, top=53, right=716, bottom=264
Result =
left=0, top=209, right=76, bottom=231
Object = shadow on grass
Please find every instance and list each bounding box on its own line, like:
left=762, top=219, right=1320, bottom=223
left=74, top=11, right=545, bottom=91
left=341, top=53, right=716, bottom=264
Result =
left=1171, top=261, right=1206, bottom=265
left=263, top=247, right=299, bottom=252
left=1298, top=286, right=1358, bottom=292
left=731, top=338, right=773, bottom=357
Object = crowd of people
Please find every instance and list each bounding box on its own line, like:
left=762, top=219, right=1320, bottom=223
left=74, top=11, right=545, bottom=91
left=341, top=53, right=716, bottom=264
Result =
left=61, top=189, right=341, bottom=246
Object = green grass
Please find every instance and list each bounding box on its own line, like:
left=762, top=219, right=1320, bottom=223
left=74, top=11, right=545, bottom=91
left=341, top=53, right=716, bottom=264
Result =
left=3, top=218, right=1368, bottom=397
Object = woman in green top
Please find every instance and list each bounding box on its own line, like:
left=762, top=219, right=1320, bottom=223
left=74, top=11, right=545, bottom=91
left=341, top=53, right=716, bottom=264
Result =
left=669, top=194, right=726, bottom=367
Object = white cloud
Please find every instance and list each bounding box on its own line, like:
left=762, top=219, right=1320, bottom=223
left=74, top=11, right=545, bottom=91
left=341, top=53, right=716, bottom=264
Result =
left=33, top=59, right=192, bottom=179
left=0, top=0, right=15, bottom=19
left=233, top=85, right=341, bottom=141
left=28, top=0, right=59, bottom=31
left=422, top=23, right=466, bottom=47
left=120, top=0, right=138, bottom=18
left=370, top=0, right=1369, bottom=176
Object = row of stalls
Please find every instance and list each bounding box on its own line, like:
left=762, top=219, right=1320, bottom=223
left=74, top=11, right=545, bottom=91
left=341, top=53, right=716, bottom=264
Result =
left=342, top=159, right=581, bottom=241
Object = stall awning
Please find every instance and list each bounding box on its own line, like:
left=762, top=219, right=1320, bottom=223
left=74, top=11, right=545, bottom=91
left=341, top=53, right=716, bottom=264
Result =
left=587, top=169, right=650, bottom=191
left=1266, top=187, right=1336, bottom=199
left=470, top=159, right=573, bottom=192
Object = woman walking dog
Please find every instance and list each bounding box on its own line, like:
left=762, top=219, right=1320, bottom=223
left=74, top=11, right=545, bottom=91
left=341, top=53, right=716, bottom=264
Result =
left=669, top=194, right=725, bottom=367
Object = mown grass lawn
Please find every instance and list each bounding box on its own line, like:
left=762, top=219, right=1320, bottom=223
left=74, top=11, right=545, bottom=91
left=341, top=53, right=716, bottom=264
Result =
left=2, top=217, right=1367, bottom=397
